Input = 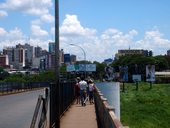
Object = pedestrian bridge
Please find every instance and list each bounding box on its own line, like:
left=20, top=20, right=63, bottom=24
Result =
left=0, top=81, right=125, bottom=128
left=60, top=83, right=124, bottom=128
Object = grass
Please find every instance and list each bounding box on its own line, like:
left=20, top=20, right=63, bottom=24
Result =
left=120, top=82, right=170, bottom=128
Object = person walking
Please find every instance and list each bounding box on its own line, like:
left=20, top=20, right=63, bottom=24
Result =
left=79, top=76, right=87, bottom=106
left=88, top=79, right=95, bottom=104
left=75, top=77, right=80, bottom=104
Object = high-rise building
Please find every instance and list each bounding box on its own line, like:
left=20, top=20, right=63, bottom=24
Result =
left=49, top=42, right=55, bottom=53
left=167, top=50, right=170, bottom=56
left=34, top=46, right=42, bottom=57
left=70, top=54, right=76, bottom=64
left=60, top=49, right=64, bottom=64
left=3, top=47, right=25, bottom=69
left=16, top=43, right=33, bottom=67
left=64, top=54, right=71, bottom=64
left=0, top=55, right=9, bottom=68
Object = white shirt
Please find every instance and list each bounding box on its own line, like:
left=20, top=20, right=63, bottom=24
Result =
left=79, top=80, right=87, bottom=90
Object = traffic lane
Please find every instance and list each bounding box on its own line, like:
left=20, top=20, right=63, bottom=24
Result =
left=0, top=89, right=45, bottom=128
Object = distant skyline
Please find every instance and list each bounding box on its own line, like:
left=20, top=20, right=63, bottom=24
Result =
left=1, top=0, right=170, bottom=62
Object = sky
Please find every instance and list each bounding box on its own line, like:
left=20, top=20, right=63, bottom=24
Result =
left=1, top=0, right=170, bottom=62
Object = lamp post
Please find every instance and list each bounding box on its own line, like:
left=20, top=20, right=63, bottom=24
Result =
left=50, top=0, right=60, bottom=127
left=70, top=44, right=86, bottom=78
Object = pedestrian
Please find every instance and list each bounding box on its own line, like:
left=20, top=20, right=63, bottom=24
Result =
left=79, top=76, right=87, bottom=106
left=75, top=77, right=80, bottom=104
left=88, top=79, right=95, bottom=104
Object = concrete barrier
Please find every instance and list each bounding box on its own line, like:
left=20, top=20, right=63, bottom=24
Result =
left=94, top=86, right=124, bottom=128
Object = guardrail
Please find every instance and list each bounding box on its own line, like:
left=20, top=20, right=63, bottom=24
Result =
left=94, top=86, right=124, bottom=128
left=0, top=82, right=49, bottom=95
left=30, top=88, right=49, bottom=128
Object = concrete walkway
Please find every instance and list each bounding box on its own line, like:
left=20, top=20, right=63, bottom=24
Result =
left=60, top=101, right=98, bottom=128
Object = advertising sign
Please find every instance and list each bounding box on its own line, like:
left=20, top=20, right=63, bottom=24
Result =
left=132, top=75, right=141, bottom=82
left=66, top=65, right=75, bottom=72
left=119, top=66, right=128, bottom=82
left=86, top=64, right=96, bottom=72
left=146, top=65, right=155, bottom=82
left=66, top=64, right=96, bottom=72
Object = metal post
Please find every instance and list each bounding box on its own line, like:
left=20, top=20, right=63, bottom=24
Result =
left=50, top=0, right=60, bottom=127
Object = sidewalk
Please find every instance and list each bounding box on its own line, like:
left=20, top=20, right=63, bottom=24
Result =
left=60, top=101, right=98, bottom=128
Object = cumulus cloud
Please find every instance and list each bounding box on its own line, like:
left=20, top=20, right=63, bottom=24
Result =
left=0, top=10, right=8, bottom=17
left=41, top=14, right=54, bottom=23
left=60, top=14, right=170, bottom=62
left=0, top=0, right=52, bottom=16
left=31, top=25, right=48, bottom=37
left=136, top=30, right=170, bottom=55
left=0, top=27, right=7, bottom=36
left=60, top=14, right=96, bottom=36
left=0, top=27, right=49, bottom=51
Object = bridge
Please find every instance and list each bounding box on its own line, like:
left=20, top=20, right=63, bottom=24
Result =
left=0, top=81, right=124, bottom=128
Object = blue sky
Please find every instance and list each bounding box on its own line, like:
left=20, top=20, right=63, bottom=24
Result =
left=0, top=0, right=170, bottom=62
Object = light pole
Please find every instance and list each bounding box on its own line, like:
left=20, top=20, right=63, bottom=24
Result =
left=70, top=44, right=86, bottom=78
left=50, top=0, right=60, bottom=128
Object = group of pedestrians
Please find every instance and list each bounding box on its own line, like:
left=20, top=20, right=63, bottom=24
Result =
left=75, top=76, right=95, bottom=106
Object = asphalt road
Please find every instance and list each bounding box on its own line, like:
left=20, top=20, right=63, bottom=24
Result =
left=0, top=89, right=45, bottom=128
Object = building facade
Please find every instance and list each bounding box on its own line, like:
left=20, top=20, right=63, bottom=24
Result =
left=115, top=49, right=152, bottom=59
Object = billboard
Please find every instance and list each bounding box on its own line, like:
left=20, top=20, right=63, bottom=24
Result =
left=119, top=66, right=128, bottom=82
left=146, top=65, right=155, bottom=82
left=66, top=64, right=96, bottom=72
left=132, top=75, right=141, bottom=82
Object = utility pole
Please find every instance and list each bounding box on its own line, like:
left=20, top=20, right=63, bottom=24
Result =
left=50, top=0, right=60, bottom=127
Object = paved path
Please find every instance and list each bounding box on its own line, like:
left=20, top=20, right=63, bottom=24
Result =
left=60, top=101, right=98, bottom=128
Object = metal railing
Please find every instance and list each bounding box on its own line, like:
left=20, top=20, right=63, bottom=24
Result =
left=0, top=82, right=50, bottom=95
left=30, top=88, right=49, bottom=128
left=60, top=80, right=75, bottom=116
left=94, top=86, right=124, bottom=128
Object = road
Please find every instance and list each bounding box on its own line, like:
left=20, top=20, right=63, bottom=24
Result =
left=0, top=89, right=45, bottom=128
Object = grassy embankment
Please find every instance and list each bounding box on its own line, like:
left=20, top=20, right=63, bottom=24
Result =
left=120, top=82, right=170, bottom=128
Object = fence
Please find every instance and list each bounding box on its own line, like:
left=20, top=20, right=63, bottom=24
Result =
left=60, top=80, right=75, bottom=116
left=30, top=88, right=49, bottom=128
left=0, top=82, right=49, bottom=95
left=29, top=80, right=76, bottom=128
left=94, top=86, right=123, bottom=128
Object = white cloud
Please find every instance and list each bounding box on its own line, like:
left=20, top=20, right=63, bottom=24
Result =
left=0, top=10, right=8, bottom=17
left=136, top=30, right=170, bottom=55
left=51, top=27, right=55, bottom=35
left=60, top=14, right=96, bottom=36
left=0, top=27, right=49, bottom=51
left=41, top=14, right=54, bottom=23
left=60, top=14, right=170, bottom=62
left=0, top=0, right=52, bottom=16
left=0, top=27, right=7, bottom=36
left=31, top=25, right=48, bottom=37
left=31, top=19, right=42, bottom=25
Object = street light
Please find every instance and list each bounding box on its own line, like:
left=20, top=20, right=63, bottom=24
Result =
left=69, top=43, right=86, bottom=78
left=50, top=0, right=60, bottom=128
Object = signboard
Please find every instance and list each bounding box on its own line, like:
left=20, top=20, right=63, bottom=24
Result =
left=66, top=65, right=75, bottom=72
left=132, top=74, right=141, bottom=82
left=86, top=64, right=96, bottom=72
left=146, top=65, right=155, bottom=82
left=104, top=66, right=114, bottom=81
left=79, top=64, right=86, bottom=71
left=66, top=64, right=96, bottom=72
left=119, top=66, right=128, bottom=82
